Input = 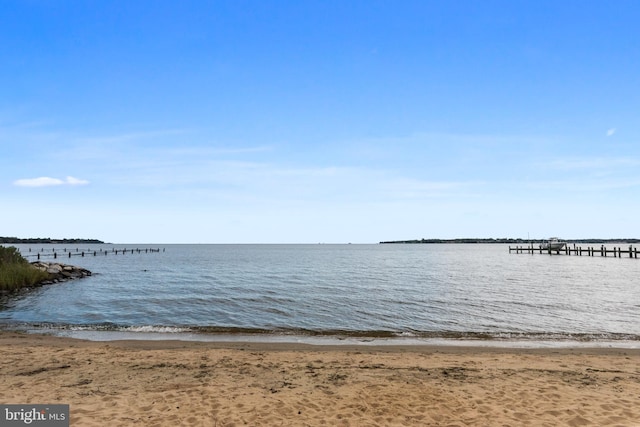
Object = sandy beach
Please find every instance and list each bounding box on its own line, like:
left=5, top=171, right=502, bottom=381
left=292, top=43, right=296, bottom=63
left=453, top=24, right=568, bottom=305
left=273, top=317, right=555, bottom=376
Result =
left=1, top=332, right=639, bottom=426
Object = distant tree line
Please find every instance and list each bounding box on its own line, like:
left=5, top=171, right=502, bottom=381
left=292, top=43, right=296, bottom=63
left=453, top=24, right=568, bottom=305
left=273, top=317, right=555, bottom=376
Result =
left=380, top=238, right=640, bottom=244
left=0, top=237, right=104, bottom=244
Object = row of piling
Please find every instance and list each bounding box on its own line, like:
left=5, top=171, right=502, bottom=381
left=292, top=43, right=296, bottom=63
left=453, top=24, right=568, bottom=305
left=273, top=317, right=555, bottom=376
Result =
left=509, top=244, right=639, bottom=258
left=22, top=247, right=164, bottom=260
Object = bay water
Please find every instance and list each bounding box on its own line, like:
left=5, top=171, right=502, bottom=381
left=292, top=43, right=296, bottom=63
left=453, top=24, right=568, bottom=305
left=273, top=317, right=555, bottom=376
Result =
left=1, top=244, right=639, bottom=346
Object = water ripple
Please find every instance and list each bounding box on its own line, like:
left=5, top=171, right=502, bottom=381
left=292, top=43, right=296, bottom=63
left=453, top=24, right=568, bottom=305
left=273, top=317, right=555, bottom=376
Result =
left=1, top=243, right=639, bottom=342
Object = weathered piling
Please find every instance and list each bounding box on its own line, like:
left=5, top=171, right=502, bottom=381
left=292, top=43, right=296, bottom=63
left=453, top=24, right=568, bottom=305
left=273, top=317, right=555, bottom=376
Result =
left=22, top=247, right=164, bottom=260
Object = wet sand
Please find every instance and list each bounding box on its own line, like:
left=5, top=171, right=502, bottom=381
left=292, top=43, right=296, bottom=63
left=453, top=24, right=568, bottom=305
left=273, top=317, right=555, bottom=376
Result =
left=1, top=331, right=639, bottom=426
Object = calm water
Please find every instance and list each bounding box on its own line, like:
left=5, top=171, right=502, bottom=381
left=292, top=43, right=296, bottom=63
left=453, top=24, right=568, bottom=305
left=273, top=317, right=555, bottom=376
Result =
left=1, top=244, right=639, bottom=345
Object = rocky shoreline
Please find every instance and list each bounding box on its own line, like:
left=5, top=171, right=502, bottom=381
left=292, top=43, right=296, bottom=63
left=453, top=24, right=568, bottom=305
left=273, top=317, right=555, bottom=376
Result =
left=30, top=261, right=92, bottom=285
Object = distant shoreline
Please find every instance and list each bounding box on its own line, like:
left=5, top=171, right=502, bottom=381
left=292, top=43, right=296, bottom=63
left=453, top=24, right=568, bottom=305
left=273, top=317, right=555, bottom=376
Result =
left=0, top=237, right=104, bottom=244
left=380, top=238, right=640, bottom=244
left=3, top=237, right=640, bottom=245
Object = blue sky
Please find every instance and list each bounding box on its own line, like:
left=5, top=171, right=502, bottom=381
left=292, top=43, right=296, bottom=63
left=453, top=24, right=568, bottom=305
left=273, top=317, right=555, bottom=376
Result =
left=2, top=1, right=639, bottom=243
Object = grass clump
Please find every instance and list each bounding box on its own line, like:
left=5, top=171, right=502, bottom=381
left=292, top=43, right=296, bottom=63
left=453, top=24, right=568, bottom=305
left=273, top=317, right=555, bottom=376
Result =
left=0, top=246, right=49, bottom=292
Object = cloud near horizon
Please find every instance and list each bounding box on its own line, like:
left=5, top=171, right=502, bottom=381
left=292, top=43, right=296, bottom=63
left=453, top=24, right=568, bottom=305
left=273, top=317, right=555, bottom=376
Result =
left=13, top=176, right=90, bottom=187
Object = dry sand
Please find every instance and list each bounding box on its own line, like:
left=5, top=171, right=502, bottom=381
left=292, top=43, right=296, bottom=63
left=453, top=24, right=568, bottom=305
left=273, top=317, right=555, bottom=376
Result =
left=1, top=332, right=639, bottom=426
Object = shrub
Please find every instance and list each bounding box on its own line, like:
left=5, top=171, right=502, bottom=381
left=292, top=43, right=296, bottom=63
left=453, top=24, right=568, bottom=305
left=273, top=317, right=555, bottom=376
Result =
left=0, top=246, right=27, bottom=265
left=0, top=246, right=50, bottom=291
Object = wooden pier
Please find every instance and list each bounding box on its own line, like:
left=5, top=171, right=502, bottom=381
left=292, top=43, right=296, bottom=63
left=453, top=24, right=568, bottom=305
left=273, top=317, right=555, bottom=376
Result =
left=509, top=244, right=639, bottom=258
left=21, top=247, right=165, bottom=260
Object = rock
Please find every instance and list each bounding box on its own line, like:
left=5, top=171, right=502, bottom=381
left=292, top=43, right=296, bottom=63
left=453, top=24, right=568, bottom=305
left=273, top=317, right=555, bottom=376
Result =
left=30, top=261, right=92, bottom=285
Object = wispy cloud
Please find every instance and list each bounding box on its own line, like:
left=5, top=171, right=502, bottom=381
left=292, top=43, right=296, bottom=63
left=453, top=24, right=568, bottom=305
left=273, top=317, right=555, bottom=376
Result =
left=528, top=156, right=640, bottom=192
left=74, top=129, right=190, bottom=145
left=64, top=176, right=90, bottom=185
left=525, top=177, right=640, bottom=192
left=381, top=177, right=483, bottom=200
left=543, top=156, right=640, bottom=171
left=607, top=128, right=616, bottom=137
left=13, top=176, right=90, bottom=187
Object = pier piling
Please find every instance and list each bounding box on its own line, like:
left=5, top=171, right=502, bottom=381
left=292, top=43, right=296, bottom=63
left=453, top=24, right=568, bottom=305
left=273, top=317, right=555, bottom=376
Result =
left=18, top=247, right=164, bottom=260
left=509, top=244, right=638, bottom=259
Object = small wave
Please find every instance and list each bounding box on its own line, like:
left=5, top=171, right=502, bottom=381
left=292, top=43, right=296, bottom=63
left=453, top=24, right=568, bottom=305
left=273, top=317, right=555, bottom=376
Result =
left=2, top=322, right=640, bottom=343
left=69, top=324, right=191, bottom=334
left=0, top=322, right=190, bottom=334
left=193, top=327, right=400, bottom=339
left=187, top=327, right=640, bottom=342
left=119, top=325, right=190, bottom=333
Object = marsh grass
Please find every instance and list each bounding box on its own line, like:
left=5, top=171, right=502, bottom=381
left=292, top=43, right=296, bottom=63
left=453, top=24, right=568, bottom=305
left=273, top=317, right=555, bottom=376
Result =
left=0, top=246, right=49, bottom=291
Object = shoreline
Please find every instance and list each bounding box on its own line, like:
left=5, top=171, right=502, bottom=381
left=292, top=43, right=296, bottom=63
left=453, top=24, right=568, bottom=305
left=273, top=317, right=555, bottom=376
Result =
left=15, top=328, right=640, bottom=350
left=2, top=331, right=640, bottom=425
left=3, top=323, right=640, bottom=349
left=4, top=330, right=640, bottom=354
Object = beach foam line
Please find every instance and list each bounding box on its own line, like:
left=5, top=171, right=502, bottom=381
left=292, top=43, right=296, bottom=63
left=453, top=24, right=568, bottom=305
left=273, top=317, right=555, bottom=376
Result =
left=20, top=330, right=640, bottom=349
left=2, top=322, right=640, bottom=347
